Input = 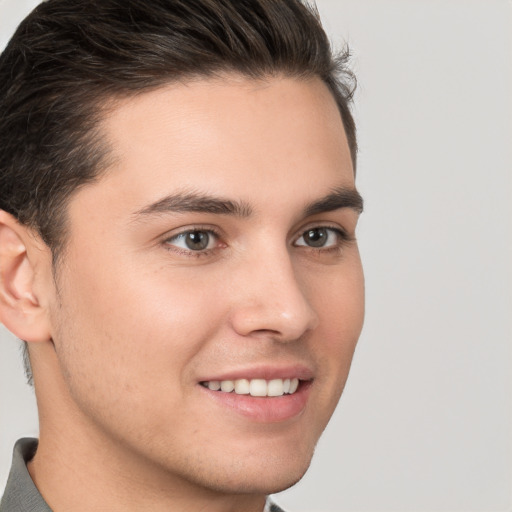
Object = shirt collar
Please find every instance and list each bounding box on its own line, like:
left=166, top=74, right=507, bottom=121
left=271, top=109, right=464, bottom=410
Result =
left=0, top=438, right=52, bottom=511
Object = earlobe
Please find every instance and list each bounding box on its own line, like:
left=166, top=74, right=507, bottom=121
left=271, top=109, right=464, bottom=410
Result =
left=0, top=210, right=52, bottom=343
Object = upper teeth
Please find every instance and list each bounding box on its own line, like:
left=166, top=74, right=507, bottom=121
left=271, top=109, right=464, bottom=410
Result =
left=203, top=378, right=300, bottom=397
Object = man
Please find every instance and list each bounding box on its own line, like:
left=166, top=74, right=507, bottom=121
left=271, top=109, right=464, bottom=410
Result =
left=0, top=0, right=364, bottom=510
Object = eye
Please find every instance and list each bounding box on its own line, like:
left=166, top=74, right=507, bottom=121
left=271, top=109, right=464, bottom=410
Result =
left=165, top=229, right=218, bottom=252
left=294, top=227, right=344, bottom=248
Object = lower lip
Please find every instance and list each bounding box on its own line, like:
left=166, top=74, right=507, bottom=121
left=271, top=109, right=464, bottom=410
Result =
left=199, top=381, right=312, bottom=423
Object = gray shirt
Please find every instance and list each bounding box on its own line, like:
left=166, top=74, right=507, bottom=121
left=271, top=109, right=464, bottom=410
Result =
left=1, top=438, right=286, bottom=512
left=0, top=438, right=51, bottom=512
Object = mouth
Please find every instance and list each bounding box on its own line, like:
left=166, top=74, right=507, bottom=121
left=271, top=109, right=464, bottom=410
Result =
left=200, top=377, right=301, bottom=397
left=198, top=374, right=312, bottom=422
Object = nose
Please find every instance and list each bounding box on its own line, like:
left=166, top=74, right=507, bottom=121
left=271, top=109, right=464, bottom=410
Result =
left=228, top=248, right=319, bottom=342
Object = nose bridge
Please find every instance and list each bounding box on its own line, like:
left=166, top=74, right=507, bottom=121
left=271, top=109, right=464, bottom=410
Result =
left=229, top=241, right=319, bottom=341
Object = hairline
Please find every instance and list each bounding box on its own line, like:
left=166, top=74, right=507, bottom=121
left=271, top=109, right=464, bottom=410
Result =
left=49, top=70, right=357, bottom=272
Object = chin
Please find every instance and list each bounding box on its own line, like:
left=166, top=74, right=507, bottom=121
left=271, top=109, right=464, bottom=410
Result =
left=192, top=448, right=314, bottom=496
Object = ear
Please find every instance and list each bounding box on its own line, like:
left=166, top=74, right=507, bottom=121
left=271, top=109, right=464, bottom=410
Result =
left=0, top=210, right=52, bottom=343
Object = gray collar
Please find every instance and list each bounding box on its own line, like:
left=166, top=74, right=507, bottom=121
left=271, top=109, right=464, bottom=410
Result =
left=0, top=438, right=52, bottom=512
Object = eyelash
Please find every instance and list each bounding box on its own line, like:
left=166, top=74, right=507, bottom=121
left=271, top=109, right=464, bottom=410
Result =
left=162, top=225, right=352, bottom=257
left=295, top=226, right=351, bottom=251
left=163, top=226, right=223, bottom=258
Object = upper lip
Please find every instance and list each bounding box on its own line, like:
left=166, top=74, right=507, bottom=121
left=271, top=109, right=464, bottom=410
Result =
left=198, top=363, right=314, bottom=383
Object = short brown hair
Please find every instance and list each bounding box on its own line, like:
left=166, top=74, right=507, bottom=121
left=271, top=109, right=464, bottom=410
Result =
left=0, top=0, right=356, bottom=259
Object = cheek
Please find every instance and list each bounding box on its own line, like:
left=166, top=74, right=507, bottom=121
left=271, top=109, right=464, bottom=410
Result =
left=49, top=268, right=230, bottom=455
left=51, top=256, right=225, bottom=405
left=310, top=257, right=364, bottom=397
left=312, top=254, right=365, bottom=339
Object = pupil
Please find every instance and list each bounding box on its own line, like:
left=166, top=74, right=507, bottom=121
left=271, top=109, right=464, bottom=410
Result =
left=306, top=228, right=327, bottom=247
left=186, top=231, right=209, bottom=250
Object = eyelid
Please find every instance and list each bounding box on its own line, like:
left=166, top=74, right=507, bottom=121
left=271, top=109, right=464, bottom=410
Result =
left=162, top=224, right=222, bottom=241
left=293, top=222, right=350, bottom=241
left=292, top=223, right=354, bottom=253
left=162, top=225, right=224, bottom=255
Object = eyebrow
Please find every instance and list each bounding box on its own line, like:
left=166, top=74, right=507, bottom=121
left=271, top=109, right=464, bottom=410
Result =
left=304, top=187, right=364, bottom=216
left=133, top=186, right=363, bottom=220
left=133, top=191, right=253, bottom=218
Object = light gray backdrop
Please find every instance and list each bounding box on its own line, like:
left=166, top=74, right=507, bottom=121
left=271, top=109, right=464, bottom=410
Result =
left=1, top=1, right=511, bottom=511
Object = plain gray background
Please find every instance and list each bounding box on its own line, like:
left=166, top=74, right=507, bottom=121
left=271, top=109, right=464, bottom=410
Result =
left=1, top=1, right=511, bottom=511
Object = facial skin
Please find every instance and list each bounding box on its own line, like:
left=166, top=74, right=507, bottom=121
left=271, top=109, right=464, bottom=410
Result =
left=0, top=75, right=364, bottom=511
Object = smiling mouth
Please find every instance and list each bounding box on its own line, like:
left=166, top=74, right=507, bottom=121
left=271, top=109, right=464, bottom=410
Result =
left=200, top=378, right=302, bottom=397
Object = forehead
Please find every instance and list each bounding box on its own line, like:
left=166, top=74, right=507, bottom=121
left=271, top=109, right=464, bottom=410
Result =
left=73, top=75, right=354, bottom=221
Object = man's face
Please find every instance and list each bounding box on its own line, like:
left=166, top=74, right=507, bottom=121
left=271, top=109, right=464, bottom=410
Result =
left=44, top=76, right=364, bottom=495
